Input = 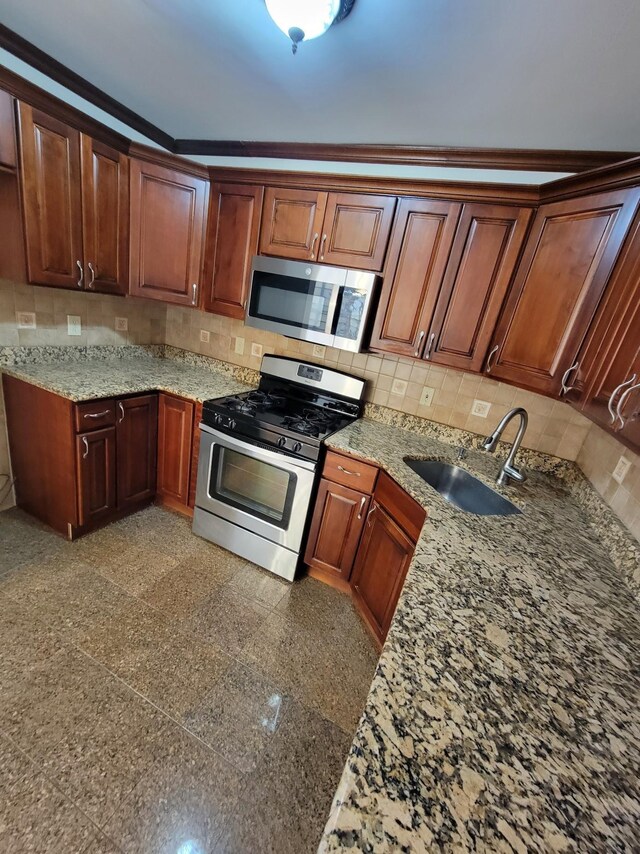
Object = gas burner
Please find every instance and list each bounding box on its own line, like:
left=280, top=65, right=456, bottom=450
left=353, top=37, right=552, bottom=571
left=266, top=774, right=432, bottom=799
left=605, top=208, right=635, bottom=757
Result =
left=282, top=408, right=339, bottom=437
left=226, top=396, right=257, bottom=416
left=246, top=390, right=286, bottom=410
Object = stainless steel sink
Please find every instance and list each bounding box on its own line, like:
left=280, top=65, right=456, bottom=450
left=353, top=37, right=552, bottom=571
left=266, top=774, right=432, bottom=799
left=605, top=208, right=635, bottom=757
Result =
left=404, top=459, right=522, bottom=516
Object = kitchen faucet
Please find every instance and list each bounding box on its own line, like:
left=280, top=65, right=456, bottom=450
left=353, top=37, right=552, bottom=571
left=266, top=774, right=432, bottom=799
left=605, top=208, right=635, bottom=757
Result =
left=481, top=407, right=529, bottom=486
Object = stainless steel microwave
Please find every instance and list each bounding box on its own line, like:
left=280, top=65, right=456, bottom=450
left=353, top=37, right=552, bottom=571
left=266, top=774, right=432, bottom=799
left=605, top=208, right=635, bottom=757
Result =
left=245, top=256, right=378, bottom=353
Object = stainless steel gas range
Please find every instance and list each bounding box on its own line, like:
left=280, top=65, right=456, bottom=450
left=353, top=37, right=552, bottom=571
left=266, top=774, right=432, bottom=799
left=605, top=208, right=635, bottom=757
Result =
left=193, top=355, right=366, bottom=581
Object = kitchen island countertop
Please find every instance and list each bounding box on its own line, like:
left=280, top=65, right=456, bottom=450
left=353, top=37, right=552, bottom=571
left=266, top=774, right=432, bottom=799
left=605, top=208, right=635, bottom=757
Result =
left=320, top=417, right=640, bottom=852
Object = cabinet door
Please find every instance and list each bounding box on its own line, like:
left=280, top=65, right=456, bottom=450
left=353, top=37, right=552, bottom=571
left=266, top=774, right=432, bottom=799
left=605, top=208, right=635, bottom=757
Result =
left=428, top=204, right=532, bottom=372
left=129, top=158, right=208, bottom=306
left=304, top=478, right=370, bottom=584
left=17, top=103, right=83, bottom=289
left=489, top=188, right=640, bottom=395
left=157, top=393, right=194, bottom=507
left=369, top=197, right=461, bottom=358
left=259, top=187, right=327, bottom=261
left=203, top=182, right=263, bottom=318
left=80, top=135, right=129, bottom=295
left=0, top=89, right=17, bottom=170
left=318, top=193, right=396, bottom=271
left=350, top=502, right=415, bottom=646
left=116, top=394, right=158, bottom=510
left=76, top=427, right=117, bottom=526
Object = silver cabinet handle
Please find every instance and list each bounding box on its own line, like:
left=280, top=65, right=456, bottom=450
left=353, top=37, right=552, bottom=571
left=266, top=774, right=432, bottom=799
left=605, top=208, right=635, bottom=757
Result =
left=486, top=344, right=499, bottom=373
left=424, top=332, right=436, bottom=360
left=87, top=262, right=96, bottom=289
left=320, top=234, right=327, bottom=261
left=616, top=380, right=640, bottom=429
left=76, top=259, right=83, bottom=288
left=310, top=233, right=319, bottom=260
left=608, top=374, right=637, bottom=424
left=356, top=495, right=367, bottom=520
left=366, top=504, right=376, bottom=526
left=118, top=402, right=125, bottom=423
left=337, top=464, right=360, bottom=477
left=560, top=361, right=580, bottom=395
left=84, top=410, right=110, bottom=419
left=82, top=436, right=89, bottom=459
left=192, top=283, right=198, bottom=306
left=414, top=330, right=425, bottom=357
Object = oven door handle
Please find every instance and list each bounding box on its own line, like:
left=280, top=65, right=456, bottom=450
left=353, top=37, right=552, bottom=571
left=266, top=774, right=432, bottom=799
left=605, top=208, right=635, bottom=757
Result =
left=199, top=423, right=317, bottom=473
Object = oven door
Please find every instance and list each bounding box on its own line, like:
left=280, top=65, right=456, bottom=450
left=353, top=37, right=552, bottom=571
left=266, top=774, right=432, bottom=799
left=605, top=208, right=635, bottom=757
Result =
left=195, top=424, right=316, bottom=550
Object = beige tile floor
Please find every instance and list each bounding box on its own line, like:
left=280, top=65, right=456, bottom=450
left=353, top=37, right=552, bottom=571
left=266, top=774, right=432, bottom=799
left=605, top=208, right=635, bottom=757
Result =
left=0, top=505, right=379, bottom=853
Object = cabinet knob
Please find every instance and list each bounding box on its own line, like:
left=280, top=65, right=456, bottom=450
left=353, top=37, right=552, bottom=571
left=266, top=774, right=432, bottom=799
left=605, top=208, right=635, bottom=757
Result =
left=320, top=234, right=327, bottom=261
left=560, top=361, right=580, bottom=396
left=82, top=436, right=89, bottom=459
left=357, top=495, right=367, bottom=520
left=616, top=380, right=640, bottom=429
left=424, top=332, right=435, bottom=361
left=192, top=283, right=198, bottom=306
left=118, top=402, right=125, bottom=423
left=485, top=344, right=499, bottom=373
left=76, top=260, right=84, bottom=289
left=310, top=233, right=319, bottom=260
left=414, top=330, right=425, bottom=358
left=608, top=374, right=637, bottom=424
left=87, top=262, right=96, bottom=289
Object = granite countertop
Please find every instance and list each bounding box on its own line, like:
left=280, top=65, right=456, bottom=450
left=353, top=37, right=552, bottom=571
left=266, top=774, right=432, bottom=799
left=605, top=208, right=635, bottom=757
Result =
left=320, top=418, right=640, bottom=852
left=1, top=356, right=250, bottom=404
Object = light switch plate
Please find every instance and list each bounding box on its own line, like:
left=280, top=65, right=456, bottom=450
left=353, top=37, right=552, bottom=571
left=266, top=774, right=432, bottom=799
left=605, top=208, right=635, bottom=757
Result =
left=420, top=386, right=435, bottom=406
left=251, top=343, right=263, bottom=358
left=613, top=456, right=631, bottom=485
left=67, top=315, right=82, bottom=336
left=234, top=336, right=245, bottom=355
left=471, top=399, right=491, bottom=418
left=391, top=378, right=408, bottom=396
left=16, top=311, right=36, bottom=329
left=115, top=317, right=128, bottom=332
left=312, top=344, right=326, bottom=358
left=200, top=329, right=210, bottom=343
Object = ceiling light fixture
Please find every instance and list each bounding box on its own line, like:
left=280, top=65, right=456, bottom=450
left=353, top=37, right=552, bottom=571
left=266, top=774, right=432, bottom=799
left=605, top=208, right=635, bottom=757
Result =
left=265, top=0, right=356, bottom=54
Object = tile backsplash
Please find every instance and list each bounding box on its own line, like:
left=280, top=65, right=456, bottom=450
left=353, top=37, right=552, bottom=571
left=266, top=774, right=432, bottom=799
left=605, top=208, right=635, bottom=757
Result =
left=577, top=423, right=640, bottom=544
left=165, top=305, right=592, bottom=460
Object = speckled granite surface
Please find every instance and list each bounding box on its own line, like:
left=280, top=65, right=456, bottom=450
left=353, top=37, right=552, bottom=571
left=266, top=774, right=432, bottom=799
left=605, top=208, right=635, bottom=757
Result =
left=1, top=349, right=250, bottom=403
left=320, top=418, right=640, bottom=853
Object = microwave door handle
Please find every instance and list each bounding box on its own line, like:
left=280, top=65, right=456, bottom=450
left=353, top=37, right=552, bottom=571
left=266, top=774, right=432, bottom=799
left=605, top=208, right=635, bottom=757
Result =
left=325, top=283, right=342, bottom=335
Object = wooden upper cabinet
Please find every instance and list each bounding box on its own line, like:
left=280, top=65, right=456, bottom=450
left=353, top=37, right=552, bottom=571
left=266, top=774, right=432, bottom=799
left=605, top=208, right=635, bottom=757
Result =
left=428, top=204, right=532, bottom=372
left=259, top=186, right=327, bottom=261
left=115, top=394, right=158, bottom=510
left=203, top=182, right=264, bottom=318
left=80, top=135, right=129, bottom=295
left=0, top=89, right=17, bottom=170
left=157, top=393, right=195, bottom=507
left=259, top=187, right=395, bottom=270
left=317, top=193, right=396, bottom=271
left=488, top=188, right=640, bottom=396
left=17, top=103, right=83, bottom=289
left=370, top=197, right=461, bottom=358
left=129, top=158, right=208, bottom=306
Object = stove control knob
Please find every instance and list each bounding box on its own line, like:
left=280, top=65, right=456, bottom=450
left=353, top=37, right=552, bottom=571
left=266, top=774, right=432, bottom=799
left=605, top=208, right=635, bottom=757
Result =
left=293, top=442, right=303, bottom=453
left=277, top=436, right=287, bottom=448
left=213, top=413, right=222, bottom=425
left=228, top=419, right=236, bottom=430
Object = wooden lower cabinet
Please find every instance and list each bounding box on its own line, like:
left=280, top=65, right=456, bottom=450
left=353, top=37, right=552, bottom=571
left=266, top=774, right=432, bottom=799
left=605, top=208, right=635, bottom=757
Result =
left=304, top=479, right=370, bottom=590
left=306, top=451, right=426, bottom=647
left=350, top=502, right=416, bottom=647
left=116, top=394, right=158, bottom=511
left=76, top=427, right=117, bottom=526
left=157, top=393, right=195, bottom=512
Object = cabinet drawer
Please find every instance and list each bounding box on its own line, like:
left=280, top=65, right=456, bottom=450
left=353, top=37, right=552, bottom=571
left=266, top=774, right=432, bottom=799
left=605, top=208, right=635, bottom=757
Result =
left=375, top=470, right=426, bottom=544
left=324, top=451, right=378, bottom=493
left=75, top=400, right=116, bottom=432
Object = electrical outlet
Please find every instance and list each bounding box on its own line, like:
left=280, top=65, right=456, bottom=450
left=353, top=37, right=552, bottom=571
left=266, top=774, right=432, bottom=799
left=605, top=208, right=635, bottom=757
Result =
left=16, top=311, right=36, bottom=329
left=420, top=386, right=435, bottom=406
left=471, top=399, right=491, bottom=418
left=67, top=315, right=82, bottom=336
left=200, top=329, right=210, bottom=343
left=234, top=336, right=245, bottom=355
left=312, top=344, right=326, bottom=358
left=391, top=378, right=408, bottom=396
left=251, top=343, right=263, bottom=358
left=115, top=317, right=128, bottom=332
left=612, top=456, right=631, bottom=485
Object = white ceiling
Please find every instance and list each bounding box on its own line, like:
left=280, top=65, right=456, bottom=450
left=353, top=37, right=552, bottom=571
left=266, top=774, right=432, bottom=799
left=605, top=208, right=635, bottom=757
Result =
left=1, top=0, right=639, bottom=152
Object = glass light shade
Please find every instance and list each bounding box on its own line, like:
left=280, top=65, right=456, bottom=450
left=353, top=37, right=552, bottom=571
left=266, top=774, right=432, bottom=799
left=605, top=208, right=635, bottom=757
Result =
left=265, top=0, right=341, bottom=43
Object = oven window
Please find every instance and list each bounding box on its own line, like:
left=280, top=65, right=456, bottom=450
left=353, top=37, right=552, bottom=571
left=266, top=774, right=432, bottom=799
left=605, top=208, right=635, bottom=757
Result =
left=249, top=272, right=334, bottom=333
left=210, top=446, right=297, bottom=528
